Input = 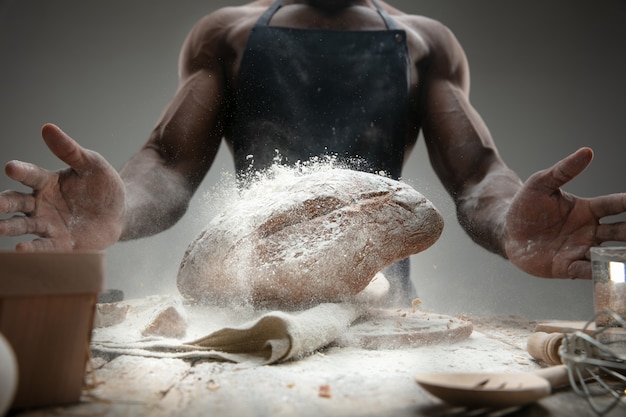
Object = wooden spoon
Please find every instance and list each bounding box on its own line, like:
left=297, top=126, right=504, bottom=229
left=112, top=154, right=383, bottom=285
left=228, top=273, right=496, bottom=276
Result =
left=415, top=365, right=571, bottom=408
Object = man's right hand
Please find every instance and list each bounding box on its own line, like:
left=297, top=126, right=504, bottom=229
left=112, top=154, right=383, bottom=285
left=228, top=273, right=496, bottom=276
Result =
left=0, top=123, right=125, bottom=251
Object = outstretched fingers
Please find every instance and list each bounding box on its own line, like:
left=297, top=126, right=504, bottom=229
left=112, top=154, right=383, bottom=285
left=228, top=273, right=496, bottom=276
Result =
left=15, top=238, right=67, bottom=252
left=587, top=193, right=626, bottom=244
left=0, top=214, right=43, bottom=238
left=531, top=147, right=594, bottom=192
left=0, top=190, right=36, bottom=215
left=4, top=160, right=51, bottom=191
left=596, top=220, right=626, bottom=243
left=567, top=259, right=591, bottom=280
left=0, top=214, right=70, bottom=250
left=40, top=123, right=91, bottom=173
left=590, top=192, right=626, bottom=219
left=5, top=124, right=88, bottom=191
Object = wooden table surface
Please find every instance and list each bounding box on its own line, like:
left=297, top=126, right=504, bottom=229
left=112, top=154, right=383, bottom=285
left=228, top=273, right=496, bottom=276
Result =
left=11, top=315, right=625, bottom=417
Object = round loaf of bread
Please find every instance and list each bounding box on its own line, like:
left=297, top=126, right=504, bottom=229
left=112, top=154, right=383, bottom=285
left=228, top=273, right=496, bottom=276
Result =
left=177, top=168, right=443, bottom=308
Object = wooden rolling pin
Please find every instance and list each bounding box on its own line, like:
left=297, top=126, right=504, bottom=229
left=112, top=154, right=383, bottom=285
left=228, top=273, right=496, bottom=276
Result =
left=527, top=321, right=593, bottom=365
left=527, top=332, right=564, bottom=365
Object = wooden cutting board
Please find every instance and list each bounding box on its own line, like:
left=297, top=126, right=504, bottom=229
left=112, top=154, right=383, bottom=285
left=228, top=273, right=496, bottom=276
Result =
left=334, top=308, right=473, bottom=349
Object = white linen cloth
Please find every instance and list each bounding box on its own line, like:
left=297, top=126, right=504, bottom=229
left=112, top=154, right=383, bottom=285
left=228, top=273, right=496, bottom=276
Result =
left=91, top=273, right=389, bottom=365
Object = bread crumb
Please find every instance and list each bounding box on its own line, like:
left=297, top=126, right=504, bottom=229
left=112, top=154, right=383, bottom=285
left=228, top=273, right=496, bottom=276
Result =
left=318, top=384, right=332, bottom=398
left=94, top=302, right=129, bottom=328
left=142, top=305, right=188, bottom=339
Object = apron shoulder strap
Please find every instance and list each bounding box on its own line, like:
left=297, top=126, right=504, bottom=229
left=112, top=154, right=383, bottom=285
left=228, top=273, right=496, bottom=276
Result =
left=256, top=0, right=283, bottom=27
left=370, top=0, right=403, bottom=30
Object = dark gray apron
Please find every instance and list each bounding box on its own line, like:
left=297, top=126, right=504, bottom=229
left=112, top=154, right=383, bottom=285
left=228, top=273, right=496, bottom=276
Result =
left=231, top=0, right=414, bottom=304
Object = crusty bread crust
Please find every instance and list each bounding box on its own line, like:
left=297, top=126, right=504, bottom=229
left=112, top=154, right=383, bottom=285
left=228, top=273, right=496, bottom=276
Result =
left=177, top=169, right=443, bottom=308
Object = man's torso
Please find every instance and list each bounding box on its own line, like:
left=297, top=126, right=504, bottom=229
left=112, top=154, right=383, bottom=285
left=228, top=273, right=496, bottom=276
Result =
left=207, top=1, right=431, bottom=175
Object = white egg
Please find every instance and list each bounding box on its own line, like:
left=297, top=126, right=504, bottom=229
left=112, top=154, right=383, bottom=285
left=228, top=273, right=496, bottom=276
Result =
left=0, top=332, right=18, bottom=416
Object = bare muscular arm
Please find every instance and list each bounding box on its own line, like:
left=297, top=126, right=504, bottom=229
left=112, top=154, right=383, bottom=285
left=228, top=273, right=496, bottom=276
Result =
left=418, top=20, right=522, bottom=257
left=0, top=11, right=231, bottom=250
left=416, top=19, right=626, bottom=279
left=119, top=14, right=228, bottom=240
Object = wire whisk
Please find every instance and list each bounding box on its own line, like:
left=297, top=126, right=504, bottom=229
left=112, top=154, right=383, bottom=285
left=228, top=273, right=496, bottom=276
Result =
left=559, top=310, right=626, bottom=416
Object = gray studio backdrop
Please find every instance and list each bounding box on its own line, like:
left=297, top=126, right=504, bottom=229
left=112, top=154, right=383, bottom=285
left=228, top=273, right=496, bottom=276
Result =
left=1, top=0, right=625, bottom=319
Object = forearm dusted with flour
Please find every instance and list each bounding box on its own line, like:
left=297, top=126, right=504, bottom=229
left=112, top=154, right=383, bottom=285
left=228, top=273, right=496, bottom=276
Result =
left=118, top=148, right=195, bottom=241
left=455, top=168, right=523, bottom=258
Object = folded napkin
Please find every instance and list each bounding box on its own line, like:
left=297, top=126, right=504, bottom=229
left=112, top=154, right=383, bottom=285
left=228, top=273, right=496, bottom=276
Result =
left=92, top=273, right=389, bottom=365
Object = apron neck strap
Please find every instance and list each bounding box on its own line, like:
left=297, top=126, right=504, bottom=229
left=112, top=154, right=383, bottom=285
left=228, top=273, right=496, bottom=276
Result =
left=256, top=0, right=402, bottom=30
